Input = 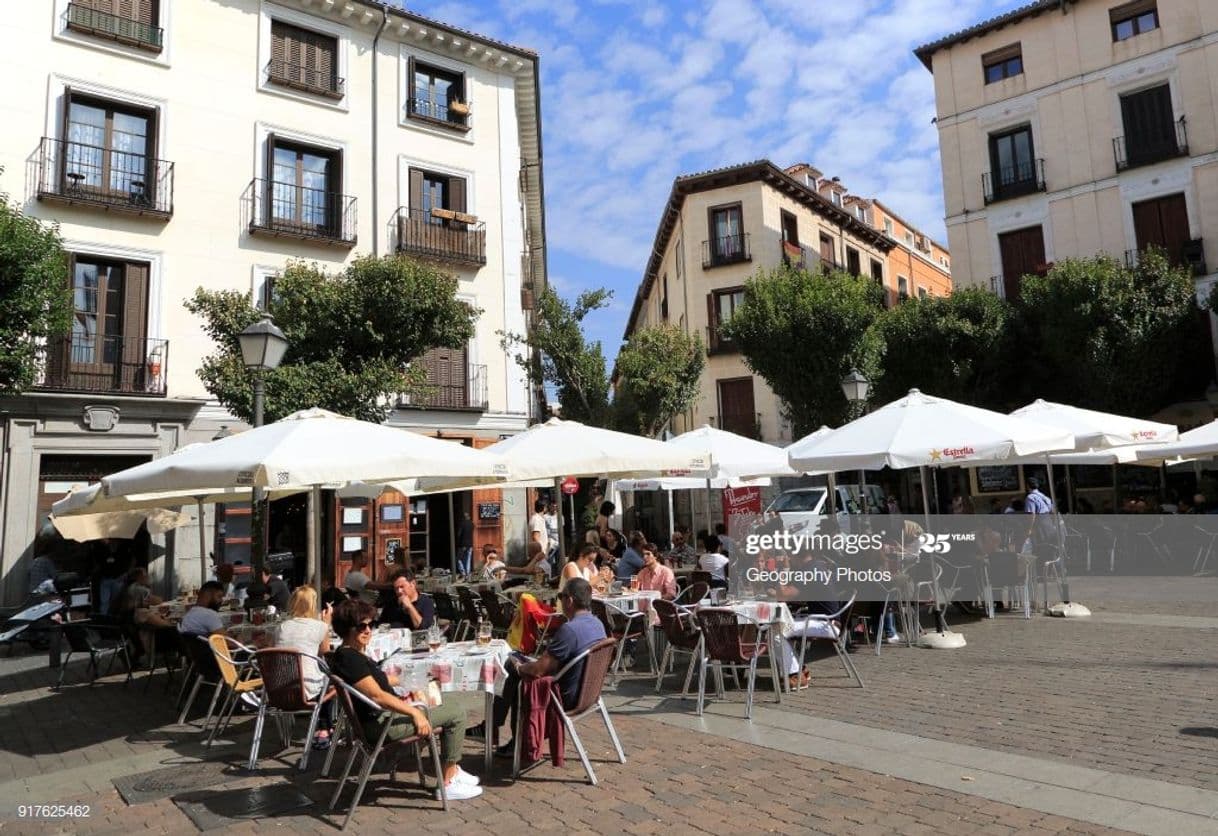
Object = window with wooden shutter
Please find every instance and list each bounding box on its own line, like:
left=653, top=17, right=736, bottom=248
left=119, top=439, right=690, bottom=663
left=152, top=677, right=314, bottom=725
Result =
left=416, top=346, right=469, bottom=408
left=997, top=225, right=1046, bottom=301
left=1116, top=84, right=1184, bottom=169
left=408, top=60, right=470, bottom=130
left=268, top=21, right=342, bottom=99
left=67, top=0, right=163, bottom=52
left=1132, top=193, right=1190, bottom=266
left=717, top=378, right=757, bottom=439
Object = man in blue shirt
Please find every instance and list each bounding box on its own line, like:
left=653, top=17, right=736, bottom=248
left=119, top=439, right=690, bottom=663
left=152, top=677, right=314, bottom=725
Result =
left=477, top=578, right=606, bottom=754
left=614, top=531, right=646, bottom=581
left=1024, top=477, right=1057, bottom=551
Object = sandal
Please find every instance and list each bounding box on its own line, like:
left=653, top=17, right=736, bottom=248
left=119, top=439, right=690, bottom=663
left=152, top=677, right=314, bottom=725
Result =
left=312, top=730, right=331, bottom=751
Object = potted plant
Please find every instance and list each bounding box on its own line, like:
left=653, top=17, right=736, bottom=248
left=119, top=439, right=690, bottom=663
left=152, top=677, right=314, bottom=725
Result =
left=449, top=99, right=470, bottom=116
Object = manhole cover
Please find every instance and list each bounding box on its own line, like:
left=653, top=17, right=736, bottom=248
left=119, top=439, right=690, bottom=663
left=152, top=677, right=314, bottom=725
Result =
left=175, top=784, right=313, bottom=831
left=113, top=762, right=232, bottom=804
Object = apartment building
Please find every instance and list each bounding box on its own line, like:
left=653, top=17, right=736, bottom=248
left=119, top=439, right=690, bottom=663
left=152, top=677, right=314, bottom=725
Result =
left=0, top=1, right=546, bottom=603
left=622, top=159, right=947, bottom=446
left=915, top=0, right=1217, bottom=312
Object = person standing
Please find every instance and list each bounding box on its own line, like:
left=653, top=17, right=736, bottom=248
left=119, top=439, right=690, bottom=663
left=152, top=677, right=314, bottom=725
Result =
left=544, top=499, right=560, bottom=563
left=456, top=511, right=474, bottom=576
left=1024, top=477, right=1058, bottom=552
left=528, top=499, right=550, bottom=556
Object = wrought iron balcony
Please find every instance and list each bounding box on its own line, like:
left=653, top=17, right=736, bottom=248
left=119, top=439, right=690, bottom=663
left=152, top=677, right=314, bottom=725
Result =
left=1114, top=117, right=1188, bottom=171
left=1126, top=240, right=1208, bottom=276
left=702, top=233, right=751, bottom=269
left=243, top=178, right=357, bottom=247
left=989, top=275, right=1005, bottom=297
left=36, top=137, right=173, bottom=219
left=265, top=59, right=345, bottom=99
left=982, top=158, right=1046, bottom=204
left=396, top=208, right=486, bottom=266
left=35, top=336, right=168, bottom=397
left=65, top=2, right=163, bottom=52
left=705, top=325, right=738, bottom=355
left=781, top=239, right=807, bottom=270
left=398, top=364, right=488, bottom=411
left=406, top=97, right=472, bottom=131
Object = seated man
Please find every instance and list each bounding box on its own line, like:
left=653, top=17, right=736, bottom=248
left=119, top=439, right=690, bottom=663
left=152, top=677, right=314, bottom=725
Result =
left=178, top=581, right=226, bottom=637
left=344, top=550, right=371, bottom=593
left=260, top=565, right=291, bottom=611
left=377, top=569, right=435, bottom=630
left=476, top=578, right=606, bottom=754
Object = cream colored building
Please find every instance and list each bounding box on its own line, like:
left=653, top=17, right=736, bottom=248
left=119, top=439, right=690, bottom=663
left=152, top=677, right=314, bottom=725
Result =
left=622, top=160, right=919, bottom=445
left=0, top=0, right=546, bottom=603
left=916, top=0, right=1217, bottom=314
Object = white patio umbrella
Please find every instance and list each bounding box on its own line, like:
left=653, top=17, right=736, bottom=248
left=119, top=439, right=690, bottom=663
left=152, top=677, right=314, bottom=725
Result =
left=94, top=409, right=510, bottom=591
left=1012, top=399, right=1177, bottom=450
left=52, top=507, right=194, bottom=542
left=788, top=389, right=1075, bottom=648
left=1135, top=418, right=1218, bottom=463
left=611, top=475, right=773, bottom=545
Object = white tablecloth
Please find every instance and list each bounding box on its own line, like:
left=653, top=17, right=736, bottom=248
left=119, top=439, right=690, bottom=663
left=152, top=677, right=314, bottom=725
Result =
left=715, top=601, right=796, bottom=637
left=372, top=637, right=512, bottom=697
left=595, top=590, right=661, bottom=614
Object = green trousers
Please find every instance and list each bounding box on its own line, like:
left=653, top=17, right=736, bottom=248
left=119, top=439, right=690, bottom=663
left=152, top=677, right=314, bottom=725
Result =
left=369, top=701, right=466, bottom=765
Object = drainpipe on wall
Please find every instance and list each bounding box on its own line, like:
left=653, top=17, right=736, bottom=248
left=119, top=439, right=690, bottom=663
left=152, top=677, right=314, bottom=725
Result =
left=371, top=6, right=390, bottom=256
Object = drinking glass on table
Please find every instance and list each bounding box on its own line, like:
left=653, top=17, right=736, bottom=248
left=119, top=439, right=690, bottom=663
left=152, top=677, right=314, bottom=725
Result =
left=477, top=620, right=492, bottom=647
left=629, top=576, right=640, bottom=592
left=426, top=624, right=443, bottom=654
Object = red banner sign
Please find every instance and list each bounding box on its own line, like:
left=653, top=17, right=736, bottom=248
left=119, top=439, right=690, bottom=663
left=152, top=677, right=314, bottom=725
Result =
left=722, top=485, right=762, bottom=519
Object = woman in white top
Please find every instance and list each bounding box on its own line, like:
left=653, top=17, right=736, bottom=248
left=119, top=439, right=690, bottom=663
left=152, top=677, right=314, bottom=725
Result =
left=698, top=534, right=730, bottom=589
left=277, top=586, right=334, bottom=749
left=475, top=546, right=507, bottom=583
left=559, top=543, right=601, bottom=592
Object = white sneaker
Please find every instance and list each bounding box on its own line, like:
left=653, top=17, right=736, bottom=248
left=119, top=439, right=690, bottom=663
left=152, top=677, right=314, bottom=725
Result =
left=885, top=633, right=903, bottom=644
left=437, top=781, right=482, bottom=801
left=453, top=766, right=480, bottom=786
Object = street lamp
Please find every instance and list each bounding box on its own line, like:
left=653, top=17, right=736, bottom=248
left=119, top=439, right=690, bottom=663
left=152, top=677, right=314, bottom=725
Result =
left=212, top=425, right=233, bottom=441
left=840, top=368, right=870, bottom=405
left=237, top=315, right=288, bottom=574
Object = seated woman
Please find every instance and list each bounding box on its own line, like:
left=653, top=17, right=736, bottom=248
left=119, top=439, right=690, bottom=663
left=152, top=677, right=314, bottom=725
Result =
left=559, top=543, right=601, bottom=592
left=328, top=599, right=481, bottom=800
left=502, top=541, right=550, bottom=587
left=277, top=586, right=334, bottom=750
left=474, top=545, right=506, bottom=583
left=114, top=567, right=176, bottom=657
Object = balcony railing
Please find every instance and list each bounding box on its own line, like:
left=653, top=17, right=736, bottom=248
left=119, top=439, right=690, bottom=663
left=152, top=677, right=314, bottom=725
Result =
left=36, top=137, right=173, bottom=219
left=407, top=97, right=472, bottom=131
left=702, top=233, right=751, bottom=269
left=1114, top=117, right=1188, bottom=171
left=982, top=158, right=1046, bottom=204
left=781, top=240, right=807, bottom=270
left=396, top=208, right=486, bottom=266
left=1125, top=240, right=1208, bottom=276
left=266, top=59, right=344, bottom=99
left=35, top=336, right=168, bottom=397
left=398, top=364, right=488, bottom=411
left=705, top=325, right=737, bottom=355
left=243, top=178, right=357, bottom=247
left=989, top=275, right=1005, bottom=298
left=65, top=2, right=163, bottom=52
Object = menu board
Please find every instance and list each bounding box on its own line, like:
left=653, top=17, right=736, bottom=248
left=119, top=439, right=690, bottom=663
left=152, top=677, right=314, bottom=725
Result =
left=975, top=465, right=1020, bottom=494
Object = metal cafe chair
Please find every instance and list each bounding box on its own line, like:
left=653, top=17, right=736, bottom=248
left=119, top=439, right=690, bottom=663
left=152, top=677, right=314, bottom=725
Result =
left=55, top=620, right=132, bottom=689
left=693, top=608, right=782, bottom=720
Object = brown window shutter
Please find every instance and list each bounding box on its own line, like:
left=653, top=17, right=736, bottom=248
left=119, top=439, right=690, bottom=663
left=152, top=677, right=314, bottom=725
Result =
left=449, top=176, right=466, bottom=213
left=270, top=21, right=287, bottom=71
left=706, top=293, right=719, bottom=352
left=409, top=168, right=424, bottom=210
left=314, top=34, right=336, bottom=90
left=121, top=261, right=149, bottom=382
left=407, top=56, right=416, bottom=110
left=51, top=254, right=77, bottom=379
left=327, top=149, right=343, bottom=233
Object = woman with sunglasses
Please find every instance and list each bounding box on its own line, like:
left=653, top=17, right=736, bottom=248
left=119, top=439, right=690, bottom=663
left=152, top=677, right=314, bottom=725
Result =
left=328, top=599, right=481, bottom=800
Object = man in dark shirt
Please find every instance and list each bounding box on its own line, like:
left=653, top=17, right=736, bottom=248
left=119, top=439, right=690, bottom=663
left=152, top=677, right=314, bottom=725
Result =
left=477, top=578, right=606, bottom=754
left=260, top=566, right=290, bottom=611
left=377, top=569, right=435, bottom=629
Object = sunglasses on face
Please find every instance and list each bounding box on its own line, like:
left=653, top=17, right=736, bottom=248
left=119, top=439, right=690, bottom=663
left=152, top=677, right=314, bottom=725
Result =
left=357, top=621, right=375, bottom=631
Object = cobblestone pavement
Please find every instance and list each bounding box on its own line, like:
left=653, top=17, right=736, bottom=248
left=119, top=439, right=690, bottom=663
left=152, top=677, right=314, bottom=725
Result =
left=0, top=586, right=1209, bottom=834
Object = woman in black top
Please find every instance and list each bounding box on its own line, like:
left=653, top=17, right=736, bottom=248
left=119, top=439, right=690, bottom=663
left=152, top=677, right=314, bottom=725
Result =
left=328, top=600, right=481, bottom=800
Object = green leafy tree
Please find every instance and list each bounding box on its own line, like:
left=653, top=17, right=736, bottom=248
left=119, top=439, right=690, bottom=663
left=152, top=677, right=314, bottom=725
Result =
left=613, top=324, right=705, bottom=436
left=870, top=287, right=1015, bottom=409
left=185, top=255, right=479, bottom=423
left=500, top=287, right=612, bottom=426
left=0, top=184, right=72, bottom=394
left=722, top=265, right=885, bottom=435
left=1014, top=250, right=1205, bottom=415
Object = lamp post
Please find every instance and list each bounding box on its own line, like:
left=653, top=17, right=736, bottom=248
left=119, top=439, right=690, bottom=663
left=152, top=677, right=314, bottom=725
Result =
left=840, top=368, right=871, bottom=513
left=238, top=315, right=288, bottom=574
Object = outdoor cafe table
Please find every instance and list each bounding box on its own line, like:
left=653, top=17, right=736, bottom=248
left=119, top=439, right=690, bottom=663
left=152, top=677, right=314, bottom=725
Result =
left=368, top=631, right=511, bottom=775
left=714, top=600, right=796, bottom=637
left=595, top=589, right=661, bottom=614
left=504, top=584, right=559, bottom=603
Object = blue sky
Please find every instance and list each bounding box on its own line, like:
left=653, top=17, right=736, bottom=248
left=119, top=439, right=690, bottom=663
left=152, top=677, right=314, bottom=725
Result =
left=419, top=0, right=1029, bottom=356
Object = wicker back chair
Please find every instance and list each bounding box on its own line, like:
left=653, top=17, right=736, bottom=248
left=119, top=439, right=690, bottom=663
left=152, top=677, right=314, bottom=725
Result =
left=477, top=589, right=516, bottom=635
left=454, top=586, right=484, bottom=640
left=589, top=598, right=655, bottom=679
left=673, top=581, right=709, bottom=607
left=692, top=608, right=782, bottom=720
left=431, top=591, right=463, bottom=639
left=652, top=599, right=701, bottom=695
left=248, top=648, right=335, bottom=772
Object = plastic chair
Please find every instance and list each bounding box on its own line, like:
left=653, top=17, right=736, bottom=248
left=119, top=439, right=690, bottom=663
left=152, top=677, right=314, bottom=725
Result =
left=512, top=637, right=624, bottom=785
left=590, top=598, right=656, bottom=681
left=693, top=608, right=782, bottom=720
left=327, top=677, right=446, bottom=829
left=55, top=620, right=132, bottom=689
left=794, top=593, right=864, bottom=689
left=652, top=600, right=701, bottom=695
left=248, top=648, right=336, bottom=772
left=204, top=635, right=262, bottom=747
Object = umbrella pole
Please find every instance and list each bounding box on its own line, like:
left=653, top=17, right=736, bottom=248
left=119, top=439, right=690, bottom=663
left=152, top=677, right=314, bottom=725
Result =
left=826, top=473, right=837, bottom=515
left=197, top=499, right=207, bottom=591
left=919, top=466, right=931, bottom=526
left=554, top=477, right=566, bottom=566
left=704, top=478, right=712, bottom=538
left=448, top=493, right=457, bottom=574
left=308, top=485, right=320, bottom=597
left=667, top=489, right=675, bottom=547
left=1066, top=465, right=1075, bottom=514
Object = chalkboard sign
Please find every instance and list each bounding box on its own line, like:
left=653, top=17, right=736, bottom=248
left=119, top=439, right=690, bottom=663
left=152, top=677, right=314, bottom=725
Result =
left=478, top=502, right=501, bottom=521
left=975, top=465, right=1020, bottom=494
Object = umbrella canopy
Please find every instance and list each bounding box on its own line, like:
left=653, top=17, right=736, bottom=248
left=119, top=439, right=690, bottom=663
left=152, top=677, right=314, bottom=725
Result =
left=101, top=408, right=510, bottom=497
left=52, top=508, right=193, bottom=542
left=612, top=476, right=772, bottom=492
left=667, top=425, right=796, bottom=480
left=1135, top=418, right=1218, bottom=463
left=411, top=418, right=710, bottom=492
left=54, top=482, right=290, bottom=516
left=1011, top=399, right=1177, bottom=450
left=787, top=388, right=1075, bottom=472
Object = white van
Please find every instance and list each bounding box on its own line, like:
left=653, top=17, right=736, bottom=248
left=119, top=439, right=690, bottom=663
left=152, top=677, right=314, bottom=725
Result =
left=764, top=484, right=888, bottom=533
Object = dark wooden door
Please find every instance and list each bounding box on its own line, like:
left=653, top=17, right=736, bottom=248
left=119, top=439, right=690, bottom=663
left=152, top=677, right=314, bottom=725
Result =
left=1132, top=193, right=1189, bottom=265
left=998, top=225, right=1046, bottom=301
left=717, top=377, right=757, bottom=439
